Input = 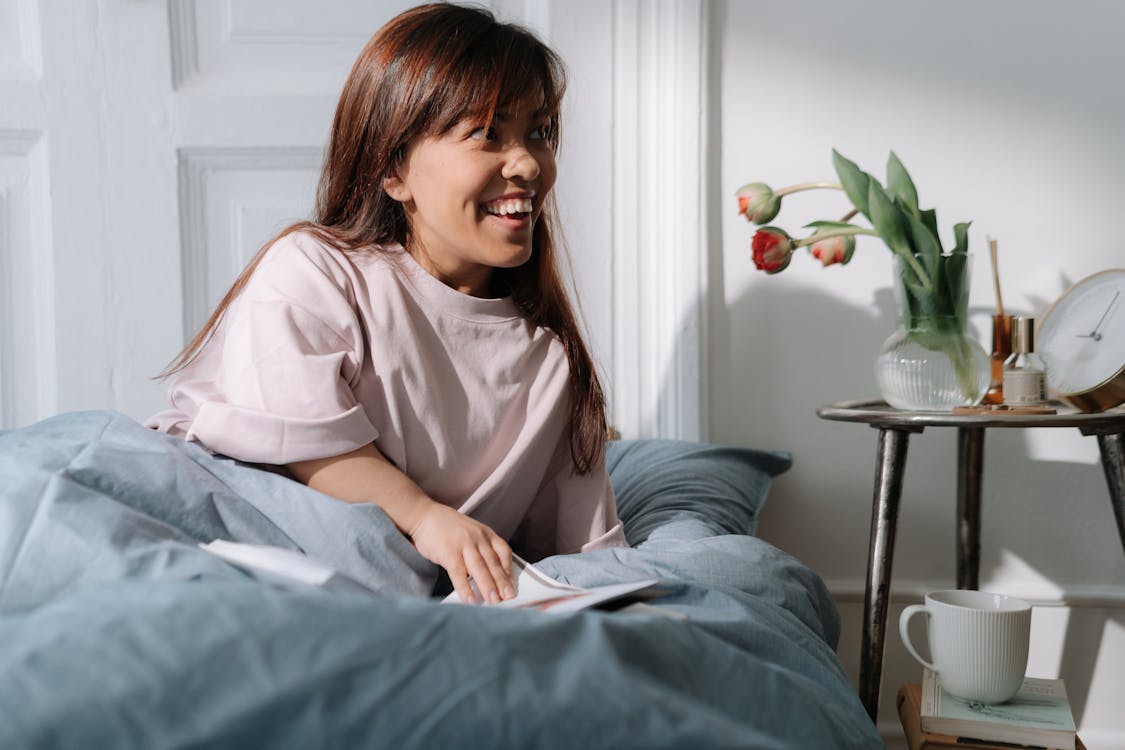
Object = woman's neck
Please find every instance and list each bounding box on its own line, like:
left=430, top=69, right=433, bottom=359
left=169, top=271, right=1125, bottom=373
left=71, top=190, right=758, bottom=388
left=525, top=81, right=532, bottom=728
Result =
left=406, top=243, right=494, bottom=299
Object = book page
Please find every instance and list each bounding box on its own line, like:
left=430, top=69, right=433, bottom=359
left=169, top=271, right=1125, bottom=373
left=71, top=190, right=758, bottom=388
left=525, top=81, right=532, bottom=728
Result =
left=201, top=539, right=339, bottom=586
left=199, top=539, right=378, bottom=594
left=442, top=554, right=662, bottom=613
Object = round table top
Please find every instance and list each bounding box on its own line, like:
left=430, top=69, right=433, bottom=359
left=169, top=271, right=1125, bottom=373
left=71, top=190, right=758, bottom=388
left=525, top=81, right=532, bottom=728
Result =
left=816, top=399, right=1125, bottom=433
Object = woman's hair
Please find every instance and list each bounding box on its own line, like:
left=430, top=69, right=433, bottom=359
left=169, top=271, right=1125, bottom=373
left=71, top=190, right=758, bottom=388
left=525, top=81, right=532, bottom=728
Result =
left=161, top=2, right=607, bottom=473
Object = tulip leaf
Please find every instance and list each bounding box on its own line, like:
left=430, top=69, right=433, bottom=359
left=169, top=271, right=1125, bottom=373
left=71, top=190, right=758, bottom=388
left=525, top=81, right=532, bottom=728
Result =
left=952, top=221, right=972, bottom=256
left=920, top=208, right=940, bottom=246
left=867, top=180, right=912, bottom=260
left=903, top=279, right=929, bottom=300
left=906, top=212, right=942, bottom=274
left=948, top=222, right=972, bottom=319
left=900, top=278, right=932, bottom=327
left=803, top=220, right=869, bottom=234
left=931, top=251, right=976, bottom=326
left=894, top=197, right=930, bottom=255
left=832, top=150, right=871, bottom=217
left=886, top=151, right=919, bottom=216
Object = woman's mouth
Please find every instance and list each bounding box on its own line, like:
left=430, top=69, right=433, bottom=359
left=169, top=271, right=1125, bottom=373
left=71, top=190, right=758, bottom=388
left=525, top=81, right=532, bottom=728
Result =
left=481, top=197, right=534, bottom=227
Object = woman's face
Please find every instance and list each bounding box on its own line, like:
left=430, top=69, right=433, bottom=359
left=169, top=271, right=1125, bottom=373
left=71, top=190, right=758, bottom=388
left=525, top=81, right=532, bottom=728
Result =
left=384, top=101, right=557, bottom=298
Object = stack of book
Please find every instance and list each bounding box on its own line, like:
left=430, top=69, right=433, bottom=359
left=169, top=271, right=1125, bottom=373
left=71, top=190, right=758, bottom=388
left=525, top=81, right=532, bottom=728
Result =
left=897, top=669, right=1081, bottom=750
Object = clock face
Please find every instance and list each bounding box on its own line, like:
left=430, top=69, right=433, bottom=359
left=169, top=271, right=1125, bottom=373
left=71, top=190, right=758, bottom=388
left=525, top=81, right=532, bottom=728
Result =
left=1038, top=269, right=1125, bottom=396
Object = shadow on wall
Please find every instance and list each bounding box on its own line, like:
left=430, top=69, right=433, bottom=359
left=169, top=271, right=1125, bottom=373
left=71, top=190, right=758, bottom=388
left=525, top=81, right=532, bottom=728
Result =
left=695, top=276, right=1125, bottom=727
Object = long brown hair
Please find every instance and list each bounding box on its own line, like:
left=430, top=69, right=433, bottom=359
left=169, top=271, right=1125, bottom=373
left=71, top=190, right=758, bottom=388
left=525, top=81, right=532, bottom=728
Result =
left=161, top=2, right=607, bottom=472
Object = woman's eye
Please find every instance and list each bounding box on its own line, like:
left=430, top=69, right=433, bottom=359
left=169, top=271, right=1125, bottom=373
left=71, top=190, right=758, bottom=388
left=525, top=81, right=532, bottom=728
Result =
left=470, top=126, right=497, bottom=140
left=530, top=124, right=552, bottom=141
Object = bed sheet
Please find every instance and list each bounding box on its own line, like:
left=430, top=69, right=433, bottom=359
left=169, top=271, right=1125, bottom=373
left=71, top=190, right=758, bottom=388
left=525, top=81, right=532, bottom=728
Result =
left=0, top=411, right=880, bottom=749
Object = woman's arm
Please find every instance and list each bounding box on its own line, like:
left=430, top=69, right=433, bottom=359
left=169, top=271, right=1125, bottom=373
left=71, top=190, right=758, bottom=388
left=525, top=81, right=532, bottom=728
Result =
left=287, top=443, right=515, bottom=604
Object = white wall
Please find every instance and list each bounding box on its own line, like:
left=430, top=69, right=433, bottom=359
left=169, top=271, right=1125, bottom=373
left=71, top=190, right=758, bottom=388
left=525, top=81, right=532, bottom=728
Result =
left=3, top=0, right=1123, bottom=747
left=712, top=1, right=1125, bottom=746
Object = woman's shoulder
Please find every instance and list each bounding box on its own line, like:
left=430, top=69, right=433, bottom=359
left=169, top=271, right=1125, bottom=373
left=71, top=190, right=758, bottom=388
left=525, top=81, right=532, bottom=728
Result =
left=241, top=228, right=365, bottom=308
left=264, top=228, right=399, bottom=279
left=261, top=227, right=348, bottom=273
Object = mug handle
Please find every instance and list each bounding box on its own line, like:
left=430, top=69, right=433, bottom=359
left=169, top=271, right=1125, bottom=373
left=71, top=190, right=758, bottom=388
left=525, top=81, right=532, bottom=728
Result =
left=899, top=604, right=937, bottom=672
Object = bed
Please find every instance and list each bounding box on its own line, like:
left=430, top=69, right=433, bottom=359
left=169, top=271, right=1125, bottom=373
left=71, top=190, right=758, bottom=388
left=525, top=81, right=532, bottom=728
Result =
left=0, top=410, right=881, bottom=748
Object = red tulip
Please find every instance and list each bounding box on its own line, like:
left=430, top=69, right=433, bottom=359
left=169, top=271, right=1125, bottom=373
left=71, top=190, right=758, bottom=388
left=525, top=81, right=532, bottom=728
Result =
left=809, top=235, right=856, bottom=267
left=751, top=227, right=793, bottom=273
left=735, top=182, right=781, bottom=224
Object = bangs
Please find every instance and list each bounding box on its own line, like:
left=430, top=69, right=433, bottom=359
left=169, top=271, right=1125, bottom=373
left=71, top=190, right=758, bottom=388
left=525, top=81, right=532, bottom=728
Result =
left=418, top=19, right=565, bottom=143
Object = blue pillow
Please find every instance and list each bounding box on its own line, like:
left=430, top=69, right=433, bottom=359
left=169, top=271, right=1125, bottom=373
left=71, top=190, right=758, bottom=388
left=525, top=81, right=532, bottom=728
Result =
left=605, top=439, right=792, bottom=545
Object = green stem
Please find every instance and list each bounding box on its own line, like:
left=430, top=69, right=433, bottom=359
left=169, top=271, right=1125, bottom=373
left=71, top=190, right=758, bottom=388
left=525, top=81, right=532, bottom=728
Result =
left=772, top=185, right=934, bottom=291
left=899, top=253, right=932, bottom=292
left=775, top=181, right=843, bottom=197
left=793, top=226, right=879, bottom=248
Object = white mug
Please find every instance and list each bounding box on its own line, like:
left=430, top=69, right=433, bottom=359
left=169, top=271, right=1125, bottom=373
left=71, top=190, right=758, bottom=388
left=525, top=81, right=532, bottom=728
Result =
left=899, top=589, right=1031, bottom=704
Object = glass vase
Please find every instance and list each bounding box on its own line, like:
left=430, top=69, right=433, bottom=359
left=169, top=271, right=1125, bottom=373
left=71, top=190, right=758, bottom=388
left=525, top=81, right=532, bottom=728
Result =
left=875, top=254, right=989, bottom=410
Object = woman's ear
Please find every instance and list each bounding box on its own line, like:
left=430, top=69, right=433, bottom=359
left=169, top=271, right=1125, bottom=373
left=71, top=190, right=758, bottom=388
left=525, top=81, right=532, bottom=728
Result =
left=382, top=169, right=411, bottom=203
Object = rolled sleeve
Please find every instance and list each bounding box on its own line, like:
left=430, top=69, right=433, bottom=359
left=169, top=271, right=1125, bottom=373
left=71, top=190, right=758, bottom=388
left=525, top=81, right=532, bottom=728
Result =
left=559, top=468, right=628, bottom=554
left=188, top=401, right=378, bottom=465
left=179, top=236, right=378, bottom=465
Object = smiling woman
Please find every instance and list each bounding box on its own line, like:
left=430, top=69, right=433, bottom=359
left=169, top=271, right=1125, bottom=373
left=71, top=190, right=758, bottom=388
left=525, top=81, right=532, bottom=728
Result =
left=382, top=102, right=558, bottom=296
left=147, top=2, right=624, bottom=606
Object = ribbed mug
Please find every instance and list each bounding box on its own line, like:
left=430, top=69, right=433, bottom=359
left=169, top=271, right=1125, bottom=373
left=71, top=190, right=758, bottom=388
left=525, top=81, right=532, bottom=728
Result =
left=899, top=589, right=1031, bottom=704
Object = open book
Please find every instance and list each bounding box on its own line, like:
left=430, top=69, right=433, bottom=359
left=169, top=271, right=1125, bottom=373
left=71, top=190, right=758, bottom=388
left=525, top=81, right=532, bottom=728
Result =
left=441, top=554, right=675, bottom=616
left=200, top=540, right=679, bottom=617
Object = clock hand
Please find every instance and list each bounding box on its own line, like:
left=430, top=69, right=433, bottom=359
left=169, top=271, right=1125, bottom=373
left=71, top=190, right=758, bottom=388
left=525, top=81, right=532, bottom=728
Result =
left=1075, top=290, right=1120, bottom=342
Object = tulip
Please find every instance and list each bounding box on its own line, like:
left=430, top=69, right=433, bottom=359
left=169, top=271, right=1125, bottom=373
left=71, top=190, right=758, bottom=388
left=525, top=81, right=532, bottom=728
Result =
left=735, top=182, right=781, bottom=224
left=809, top=235, right=856, bottom=267
left=751, top=227, right=794, bottom=274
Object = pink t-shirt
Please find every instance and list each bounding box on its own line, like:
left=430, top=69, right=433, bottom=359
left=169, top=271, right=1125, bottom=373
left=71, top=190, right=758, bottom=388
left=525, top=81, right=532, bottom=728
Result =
left=147, top=230, right=626, bottom=558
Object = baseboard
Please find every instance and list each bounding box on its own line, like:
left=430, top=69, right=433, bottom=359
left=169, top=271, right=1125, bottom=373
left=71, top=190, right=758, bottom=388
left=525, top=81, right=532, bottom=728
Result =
left=823, top=578, right=1125, bottom=609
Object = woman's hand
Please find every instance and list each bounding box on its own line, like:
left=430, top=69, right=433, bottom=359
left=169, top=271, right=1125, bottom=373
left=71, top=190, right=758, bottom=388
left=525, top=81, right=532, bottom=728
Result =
left=287, top=442, right=515, bottom=605
left=408, top=502, right=515, bottom=605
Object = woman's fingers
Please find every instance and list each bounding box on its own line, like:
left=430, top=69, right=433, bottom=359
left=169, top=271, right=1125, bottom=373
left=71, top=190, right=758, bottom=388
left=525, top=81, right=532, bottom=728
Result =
left=488, top=539, right=515, bottom=599
left=461, top=546, right=497, bottom=604
left=476, top=542, right=515, bottom=601
left=461, top=545, right=508, bottom=604
left=408, top=504, right=516, bottom=604
left=458, top=537, right=515, bottom=604
left=443, top=557, right=477, bottom=605
left=492, top=536, right=514, bottom=579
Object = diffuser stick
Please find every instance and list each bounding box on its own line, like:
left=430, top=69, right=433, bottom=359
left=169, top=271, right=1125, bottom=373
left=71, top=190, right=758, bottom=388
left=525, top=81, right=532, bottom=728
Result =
left=988, top=236, right=1004, bottom=317
left=983, top=236, right=1012, bottom=405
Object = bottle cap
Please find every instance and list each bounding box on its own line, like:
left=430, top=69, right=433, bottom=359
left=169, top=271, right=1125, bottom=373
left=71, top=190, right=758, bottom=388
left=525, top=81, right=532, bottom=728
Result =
left=1011, top=316, right=1035, bottom=353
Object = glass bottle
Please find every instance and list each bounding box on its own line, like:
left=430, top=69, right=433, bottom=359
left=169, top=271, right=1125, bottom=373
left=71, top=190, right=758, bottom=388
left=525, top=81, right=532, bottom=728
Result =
left=1002, top=316, right=1047, bottom=405
left=982, top=314, right=1012, bottom=405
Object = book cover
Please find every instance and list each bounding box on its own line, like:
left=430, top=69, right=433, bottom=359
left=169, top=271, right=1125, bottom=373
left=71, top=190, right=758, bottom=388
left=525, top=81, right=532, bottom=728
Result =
left=898, top=683, right=1085, bottom=750
left=919, top=669, right=1076, bottom=750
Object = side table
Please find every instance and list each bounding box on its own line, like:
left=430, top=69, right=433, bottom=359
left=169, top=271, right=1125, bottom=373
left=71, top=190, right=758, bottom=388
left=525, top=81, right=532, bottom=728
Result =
left=816, top=399, right=1125, bottom=722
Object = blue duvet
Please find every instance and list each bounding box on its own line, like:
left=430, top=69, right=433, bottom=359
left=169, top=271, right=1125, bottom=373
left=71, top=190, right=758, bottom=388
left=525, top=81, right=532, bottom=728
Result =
left=0, top=411, right=880, bottom=748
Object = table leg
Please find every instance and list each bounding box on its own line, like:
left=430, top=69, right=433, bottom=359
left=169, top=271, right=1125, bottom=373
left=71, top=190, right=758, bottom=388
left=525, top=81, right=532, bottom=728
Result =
left=1094, top=432, right=1125, bottom=556
left=956, top=427, right=985, bottom=590
left=859, top=427, right=911, bottom=723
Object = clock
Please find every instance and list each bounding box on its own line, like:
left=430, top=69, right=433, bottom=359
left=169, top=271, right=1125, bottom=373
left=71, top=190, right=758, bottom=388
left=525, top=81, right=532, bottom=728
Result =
left=1037, top=268, right=1125, bottom=412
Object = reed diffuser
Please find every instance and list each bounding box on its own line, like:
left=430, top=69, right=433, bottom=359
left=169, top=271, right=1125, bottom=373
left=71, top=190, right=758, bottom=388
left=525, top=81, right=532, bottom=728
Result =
left=983, top=237, right=1012, bottom=404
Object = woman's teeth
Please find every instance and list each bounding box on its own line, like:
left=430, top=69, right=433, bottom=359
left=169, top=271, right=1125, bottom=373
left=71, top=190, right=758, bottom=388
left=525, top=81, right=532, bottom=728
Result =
left=483, top=198, right=533, bottom=216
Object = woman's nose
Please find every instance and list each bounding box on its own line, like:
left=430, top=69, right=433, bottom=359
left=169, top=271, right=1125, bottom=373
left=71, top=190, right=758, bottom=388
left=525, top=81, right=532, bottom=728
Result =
left=500, top=145, right=540, bottom=181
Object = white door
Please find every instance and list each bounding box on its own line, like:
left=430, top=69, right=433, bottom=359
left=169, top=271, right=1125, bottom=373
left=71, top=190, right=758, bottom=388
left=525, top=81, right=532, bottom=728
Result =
left=1, top=0, right=707, bottom=439
left=1, top=0, right=422, bottom=428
